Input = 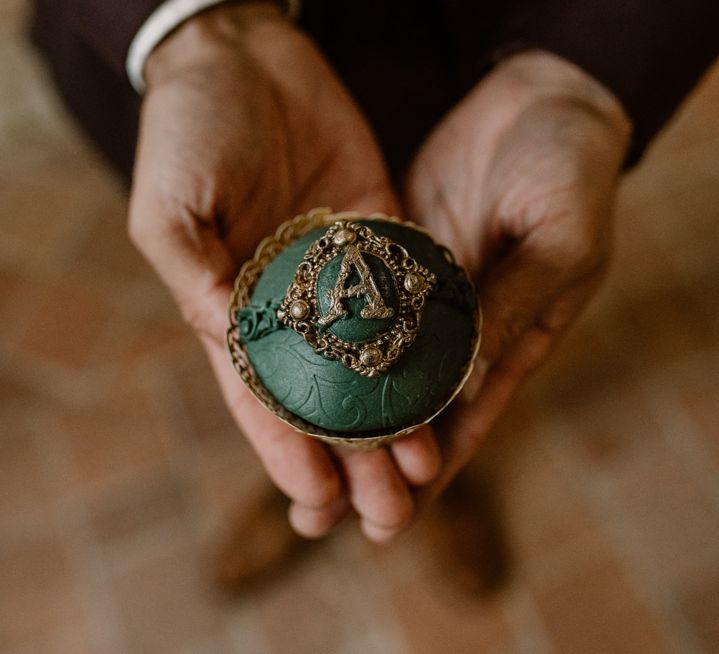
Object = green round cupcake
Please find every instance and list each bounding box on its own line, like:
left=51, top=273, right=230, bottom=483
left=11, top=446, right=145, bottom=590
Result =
left=227, top=208, right=481, bottom=447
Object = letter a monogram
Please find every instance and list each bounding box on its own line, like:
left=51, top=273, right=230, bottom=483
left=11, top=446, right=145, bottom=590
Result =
left=318, top=245, right=394, bottom=327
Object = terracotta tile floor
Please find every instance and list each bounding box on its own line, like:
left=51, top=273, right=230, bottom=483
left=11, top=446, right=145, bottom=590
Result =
left=2, top=4, right=719, bottom=653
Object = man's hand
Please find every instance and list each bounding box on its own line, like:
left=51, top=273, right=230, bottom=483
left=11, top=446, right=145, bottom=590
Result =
left=128, top=3, right=440, bottom=541
left=404, top=50, right=632, bottom=510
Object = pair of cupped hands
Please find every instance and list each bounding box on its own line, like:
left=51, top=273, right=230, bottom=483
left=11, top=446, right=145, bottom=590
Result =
left=129, top=3, right=631, bottom=541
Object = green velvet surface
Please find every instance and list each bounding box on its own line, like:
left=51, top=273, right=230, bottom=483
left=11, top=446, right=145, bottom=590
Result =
left=244, top=221, right=477, bottom=435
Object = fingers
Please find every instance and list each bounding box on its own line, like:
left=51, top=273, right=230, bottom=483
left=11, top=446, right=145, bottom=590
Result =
left=130, top=199, right=348, bottom=521
left=288, top=495, right=351, bottom=539
left=128, top=92, right=242, bottom=347
left=127, top=179, right=423, bottom=542
left=390, top=425, right=441, bottom=486
left=413, top=272, right=600, bottom=516
left=128, top=196, right=237, bottom=343
left=336, top=447, right=415, bottom=543
left=284, top=427, right=441, bottom=540
left=416, top=325, right=554, bottom=512
left=204, top=338, right=343, bottom=510
left=478, top=224, right=606, bottom=367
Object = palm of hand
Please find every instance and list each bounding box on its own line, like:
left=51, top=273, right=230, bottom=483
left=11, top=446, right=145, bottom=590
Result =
left=129, top=14, right=437, bottom=542
left=404, top=56, right=630, bottom=498
left=133, top=20, right=396, bottom=266
left=129, top=15, right=630, bottom=539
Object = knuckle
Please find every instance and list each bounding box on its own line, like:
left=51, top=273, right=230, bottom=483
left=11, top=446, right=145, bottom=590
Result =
left=569, top=232, right=606, bottom=274
left=567, top=238, right=609, bottom=282
left=127, top=193, right=191, bottom=247
left=498, top=307, right=532, bottom=343
left=543, top=218, right=609, bottom=277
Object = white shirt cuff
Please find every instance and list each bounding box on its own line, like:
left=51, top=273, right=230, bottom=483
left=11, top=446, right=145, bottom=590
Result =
left=126, top=0, right=302, bottom=94
left=126, top=0, right=229, bottom=94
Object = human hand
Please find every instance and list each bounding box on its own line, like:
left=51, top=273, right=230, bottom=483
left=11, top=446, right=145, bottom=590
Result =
left=128, top=3, right=440, bottom=541
left=403, top=51, right=632, bottom=511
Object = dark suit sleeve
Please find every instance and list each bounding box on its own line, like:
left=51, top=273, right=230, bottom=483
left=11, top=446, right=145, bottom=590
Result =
left=491, top=0, right=719, bottom=164
left=28, top=0, right=164, bottom=178
left=64, top=0, right=163, bottom=71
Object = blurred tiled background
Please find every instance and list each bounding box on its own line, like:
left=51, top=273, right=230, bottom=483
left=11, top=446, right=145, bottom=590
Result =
left=1, top=1, right=718, bottom=652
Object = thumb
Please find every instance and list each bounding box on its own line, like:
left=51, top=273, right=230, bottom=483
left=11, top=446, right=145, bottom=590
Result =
left=128, top=192, right=236, bottom=344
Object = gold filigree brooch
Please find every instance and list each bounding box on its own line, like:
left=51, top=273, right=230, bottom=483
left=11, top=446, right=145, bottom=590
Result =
left=277, top=220, right=436, bottom=377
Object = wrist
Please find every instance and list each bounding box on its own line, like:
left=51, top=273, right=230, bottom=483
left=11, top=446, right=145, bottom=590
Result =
left=145, top=1, right=285, bottom=88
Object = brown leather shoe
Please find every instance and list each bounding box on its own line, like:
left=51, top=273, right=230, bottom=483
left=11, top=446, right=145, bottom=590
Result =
left=213, top=487, right=309, bottom=594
